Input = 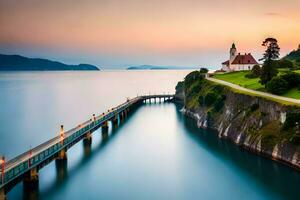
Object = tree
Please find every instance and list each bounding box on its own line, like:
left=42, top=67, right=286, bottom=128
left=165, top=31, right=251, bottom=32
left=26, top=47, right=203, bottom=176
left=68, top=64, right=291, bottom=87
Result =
left=260, top=61, right=279, bottom=84
left=278, top=59, right=294, bottom=69
left=260, top=38, right=280, bottom=62
left=251, top=65, right=262, bottom=77
left=281, top=72, right=300, bottom=88
left=200, top=68, right=209, bottom=74
left=245, top=64, right=261, bottom=78
left=266, top=76, right=288, bottom=95
left=260, top=38, right=280, bottom=84
left=184, top=71, right=203, bottom=89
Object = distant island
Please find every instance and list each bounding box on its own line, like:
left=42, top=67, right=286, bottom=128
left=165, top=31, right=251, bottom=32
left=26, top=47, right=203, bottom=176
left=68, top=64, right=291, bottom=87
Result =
left=127, top=65, right=193, bottom=70
left=0, top=54, right=100, bottom=71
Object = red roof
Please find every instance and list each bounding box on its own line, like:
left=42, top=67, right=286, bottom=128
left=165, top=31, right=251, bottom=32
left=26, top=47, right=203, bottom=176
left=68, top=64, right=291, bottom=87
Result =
left=231, top=53, right=258, bottom=65
left=222, top=60, right=229, bottom=65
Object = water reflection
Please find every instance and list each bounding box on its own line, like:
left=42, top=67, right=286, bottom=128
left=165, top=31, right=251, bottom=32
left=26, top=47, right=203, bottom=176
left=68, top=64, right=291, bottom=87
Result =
left=83, top=138, right=92, bottom=157
left=23, top=182, right=39, bottom=200
left=29, top=110, right=137, bottom=199
left=55, top=159, right=68, bottom=185
left=175, top=103, right=300, bottom=200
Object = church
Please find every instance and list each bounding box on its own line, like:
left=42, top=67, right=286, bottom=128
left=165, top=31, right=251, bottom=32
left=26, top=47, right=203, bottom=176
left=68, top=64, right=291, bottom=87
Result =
left=222, top=43, right=259, bottom=71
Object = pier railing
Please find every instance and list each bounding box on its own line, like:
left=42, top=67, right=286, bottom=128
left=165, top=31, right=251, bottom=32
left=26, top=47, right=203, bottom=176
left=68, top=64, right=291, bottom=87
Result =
left=0, top=94, right=174, bottom=190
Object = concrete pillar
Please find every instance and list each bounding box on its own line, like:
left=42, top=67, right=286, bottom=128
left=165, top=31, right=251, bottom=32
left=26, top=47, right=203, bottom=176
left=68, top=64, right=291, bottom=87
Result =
left=102, top=121, right=109, bottom=133
left=57, top=149, right=67, bottom=160
left=23, top=167, right=39, bottom=188
left=57, top=125, right=67, bottom=160
left=84, top=131, right=92, bottom=142
left=119, top=112, right=124, bottom=122
left=83, top=137, right=92, bottom=156
left=55, top=158, right=68, bottom=183
left=0, top=188, right=6, bottom=200
left=112, top=115, right=118, bottom=126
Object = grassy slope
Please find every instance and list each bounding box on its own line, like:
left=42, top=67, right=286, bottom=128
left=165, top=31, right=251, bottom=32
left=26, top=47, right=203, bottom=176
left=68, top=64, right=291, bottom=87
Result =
left=213, top=71, right=264, bottom=90
left=213, top=71, right=300, bottom=100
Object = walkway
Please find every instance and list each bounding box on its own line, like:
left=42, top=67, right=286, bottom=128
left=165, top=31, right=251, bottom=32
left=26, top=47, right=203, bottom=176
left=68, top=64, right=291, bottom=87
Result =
left=206, top=77, right=300, bottom=105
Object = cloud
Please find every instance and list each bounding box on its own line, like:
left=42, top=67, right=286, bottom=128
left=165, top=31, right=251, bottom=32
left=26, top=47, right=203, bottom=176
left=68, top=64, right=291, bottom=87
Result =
left=265, top=12, right=282, bottom=17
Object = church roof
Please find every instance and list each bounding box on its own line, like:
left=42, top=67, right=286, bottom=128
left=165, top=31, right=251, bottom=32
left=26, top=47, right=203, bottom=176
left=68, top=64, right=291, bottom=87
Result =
left=231, top=53, right=258, bottom=65
left=222, top=60, right=229, bottom=65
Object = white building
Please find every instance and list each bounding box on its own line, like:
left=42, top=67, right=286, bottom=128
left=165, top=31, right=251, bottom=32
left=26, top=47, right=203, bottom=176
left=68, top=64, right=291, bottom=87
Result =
left=222, top=43, right=259, bottom=71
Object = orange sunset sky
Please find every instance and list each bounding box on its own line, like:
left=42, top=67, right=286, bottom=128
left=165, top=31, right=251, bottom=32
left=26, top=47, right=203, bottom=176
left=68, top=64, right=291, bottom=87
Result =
left=0, top=0, right=300, bottom=69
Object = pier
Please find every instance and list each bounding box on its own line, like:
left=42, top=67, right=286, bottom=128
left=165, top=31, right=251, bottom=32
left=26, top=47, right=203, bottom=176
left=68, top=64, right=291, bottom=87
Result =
left=0, top=94, right=174, bottom=199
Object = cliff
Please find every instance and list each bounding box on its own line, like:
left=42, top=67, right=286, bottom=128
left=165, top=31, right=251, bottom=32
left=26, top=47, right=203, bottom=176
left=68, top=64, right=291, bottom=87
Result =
left=175, top=71, right=300, bottom=169
left=0, top=54, right=100, bottom=71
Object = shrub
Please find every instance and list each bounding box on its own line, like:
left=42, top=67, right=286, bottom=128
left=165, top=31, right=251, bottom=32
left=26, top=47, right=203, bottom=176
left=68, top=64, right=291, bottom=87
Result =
left=213, top=95, right=226, bottom=112
left=212, top=84, right=224, bottom=93
left=296, top=58, right=300, bottom=66
left=260, top=60, right=278, bottom=85
left=245, top=65, right=262, bottom=78
left=204, top=92, right=219, bottom=106
left=184, top=71, right=203, bottom=89
left=175, top=81, right=184, bottom=94
left=281, top=72, right=300, bottom=88
left=198, top=95, right=204, bottom=106
left=282, top=112, right=300, bottom=130
left=278, top=59, right=294, bottom=69
left=200, top=68, right=209, bottom=74
left=265, top=76, right=289, bottom=95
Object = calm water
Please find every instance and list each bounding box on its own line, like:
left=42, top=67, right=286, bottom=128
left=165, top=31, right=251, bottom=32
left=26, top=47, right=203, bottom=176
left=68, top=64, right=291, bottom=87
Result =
left=0, top=71, right=300, bottom=200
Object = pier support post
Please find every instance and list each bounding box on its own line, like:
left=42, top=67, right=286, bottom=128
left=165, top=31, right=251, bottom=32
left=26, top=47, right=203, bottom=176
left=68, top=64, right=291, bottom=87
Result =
left=84, top=131, right=92, bottom=142
left=57, top=125, right=67, bottom=160
left=0, top=188, right=6, bottom=200
left=23, top=167, right=39, bottom=189
left=119, top=112, right=124, bottom=122
left=102, top=121, right=109, bottom=133
left=55, top=158, right=68, bottom=183
left=57, top=149, right=67, bottom=160
left=112, top=115, right=118, bottom=126
left=83, top=136, right=92, bottom=156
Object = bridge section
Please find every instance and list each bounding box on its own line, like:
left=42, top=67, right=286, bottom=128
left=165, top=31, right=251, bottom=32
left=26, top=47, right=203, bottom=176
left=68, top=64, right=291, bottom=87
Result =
left=0, top=94, right=174, bottom=198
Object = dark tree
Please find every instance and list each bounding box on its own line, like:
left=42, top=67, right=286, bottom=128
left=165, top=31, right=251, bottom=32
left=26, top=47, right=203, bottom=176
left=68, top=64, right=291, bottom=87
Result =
left=260, top=61, right=279, bottom=84
left=200, top=68, right=209, bottom=74
left=260, top=38, right=280, bottom=62
left=278, top=59, right=294, bottom=69
left=245, top=64, right=261, bottom=78
left=260, top=38, right=280, bottom=84
left=266, top=76, right=288, bottom=95
left=251, top=65, right=262, bottom=77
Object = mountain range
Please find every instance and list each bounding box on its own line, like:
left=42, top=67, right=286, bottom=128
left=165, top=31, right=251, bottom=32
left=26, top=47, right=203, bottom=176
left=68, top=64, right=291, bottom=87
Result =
left=0, top=54, right=99, bottom=71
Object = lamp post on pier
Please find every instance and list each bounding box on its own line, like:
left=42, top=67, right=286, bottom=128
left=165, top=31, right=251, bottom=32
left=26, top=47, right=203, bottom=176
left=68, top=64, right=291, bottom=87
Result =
left=1, top=156, right=5, bottom=185
left=60, top=125, right=64, bottom=142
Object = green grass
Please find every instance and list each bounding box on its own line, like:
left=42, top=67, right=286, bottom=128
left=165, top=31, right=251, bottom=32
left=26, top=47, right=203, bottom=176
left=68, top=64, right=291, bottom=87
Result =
left=213, top=71, right=300, bottom=102
left=213, top=71, right=264, bottom=90
left=294, top=70, right=300, bottom=74
left=283, top=88, right=300, bottom=99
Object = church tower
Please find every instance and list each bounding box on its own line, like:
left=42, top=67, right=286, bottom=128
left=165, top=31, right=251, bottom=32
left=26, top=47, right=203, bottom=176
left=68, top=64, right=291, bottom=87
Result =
left=229, top=43, right=237, bottom=69
left=230, top=43, right=237, bottom=61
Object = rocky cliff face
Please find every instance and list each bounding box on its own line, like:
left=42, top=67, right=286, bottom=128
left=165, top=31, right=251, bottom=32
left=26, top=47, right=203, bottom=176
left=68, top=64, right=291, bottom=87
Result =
left=175, top=75, right=300, bottom=169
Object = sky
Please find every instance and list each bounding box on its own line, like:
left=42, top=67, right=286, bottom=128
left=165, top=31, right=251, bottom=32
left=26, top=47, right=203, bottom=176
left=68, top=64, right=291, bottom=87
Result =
left=0, top=0, right=300, bottom=69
